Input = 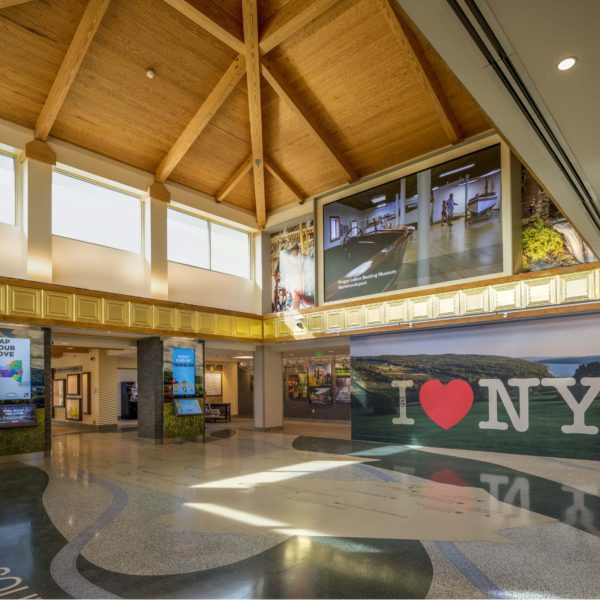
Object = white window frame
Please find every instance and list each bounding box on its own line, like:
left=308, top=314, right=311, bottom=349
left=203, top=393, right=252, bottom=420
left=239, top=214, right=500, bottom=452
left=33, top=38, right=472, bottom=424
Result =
left=167, top=206, right=253, bottom=280
left=51, top=166, right=144, bottom=254
left=0, top=149, right=18, bottom=227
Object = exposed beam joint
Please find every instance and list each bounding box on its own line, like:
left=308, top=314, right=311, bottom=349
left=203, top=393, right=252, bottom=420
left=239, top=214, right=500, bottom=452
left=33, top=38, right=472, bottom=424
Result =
left=0, top=0, right=33, bottom=8
left=155, top=55, right=246, bottom=183
left=162, top=0, right=245, bottom=53
left=242, top=0, right=266, bottom=228
left=265, top=158, right=305, bottom=204
left=261, top=59, right=357, bottom=182
left=259, top=0, right=344, bottom=54
left=216, top=156, right=252, bottom=202
left=376, top=0, right=461, bottom=144
left=35, top=0, right=111, bottom=141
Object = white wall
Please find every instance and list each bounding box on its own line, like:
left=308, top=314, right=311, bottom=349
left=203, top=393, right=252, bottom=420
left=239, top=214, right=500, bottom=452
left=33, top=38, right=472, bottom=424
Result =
left=169, top=262, right=261, bottom=313
left=52, top=236, right=149, bottom=297
left=0, top=222, right=26, bottom=278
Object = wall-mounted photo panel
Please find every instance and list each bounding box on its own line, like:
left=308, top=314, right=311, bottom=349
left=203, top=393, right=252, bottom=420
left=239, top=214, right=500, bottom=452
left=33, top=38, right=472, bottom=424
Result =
left=271, top=219, right=315, bottom=312
left=322, top=144, right=503, bottom=302
left=308, top=361, right=333, bottom=405
left=521, top=166, right=597, bottom=271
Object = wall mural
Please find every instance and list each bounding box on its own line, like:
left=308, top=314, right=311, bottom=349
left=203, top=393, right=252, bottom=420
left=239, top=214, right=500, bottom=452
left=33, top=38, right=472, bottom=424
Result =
left=271, top=219, right=315, bottom=312
left=521, top=166, right=597, bottom=271
left=323, top=145, right=503, bottom=302
left=351, top=313, right=600, bottom=459
left=0, top=326, right=47, bottom=456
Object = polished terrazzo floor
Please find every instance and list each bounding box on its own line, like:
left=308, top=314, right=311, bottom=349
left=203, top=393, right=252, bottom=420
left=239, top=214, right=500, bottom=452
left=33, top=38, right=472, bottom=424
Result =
left=2, top=421, right=600, bottom=599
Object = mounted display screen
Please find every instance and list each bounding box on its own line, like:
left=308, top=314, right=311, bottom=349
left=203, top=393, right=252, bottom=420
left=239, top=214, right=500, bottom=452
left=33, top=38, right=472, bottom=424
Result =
left=0, top=338, right=31, bottom=401
left=322, top=145, right=502, bottom=302
left=172, top=347, right=196, bottom=397
left=173, top=398, right=202, bottom=416
left=0, top=404, right=37, bottom=428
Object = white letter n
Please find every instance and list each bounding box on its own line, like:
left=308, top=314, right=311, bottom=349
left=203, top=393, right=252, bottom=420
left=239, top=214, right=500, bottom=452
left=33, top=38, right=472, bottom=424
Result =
left=478, top=378, right=539, bottom=432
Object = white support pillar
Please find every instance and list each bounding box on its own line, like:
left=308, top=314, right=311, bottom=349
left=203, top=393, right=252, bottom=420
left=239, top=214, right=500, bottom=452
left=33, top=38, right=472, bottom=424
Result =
left=416, top=169, right=432, bottom=286
left=145, top=182, right=169, bottom=300
left=253, top=345, right=283, bottom=431
left=22, top=140, right=55, bottom=283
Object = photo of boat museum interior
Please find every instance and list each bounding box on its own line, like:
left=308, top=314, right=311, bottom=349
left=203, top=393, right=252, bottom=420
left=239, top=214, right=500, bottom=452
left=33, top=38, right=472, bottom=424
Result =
left=1, top=0, right=600, bottom=599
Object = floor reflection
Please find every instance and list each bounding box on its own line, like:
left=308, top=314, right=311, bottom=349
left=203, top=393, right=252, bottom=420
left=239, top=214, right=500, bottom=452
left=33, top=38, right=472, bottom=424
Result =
left=292, top=437, right=600, bottom=537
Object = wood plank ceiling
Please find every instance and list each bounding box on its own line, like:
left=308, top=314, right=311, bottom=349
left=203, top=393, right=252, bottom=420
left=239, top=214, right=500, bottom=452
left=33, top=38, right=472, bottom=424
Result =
left=0, top=0, right=490, bottom=227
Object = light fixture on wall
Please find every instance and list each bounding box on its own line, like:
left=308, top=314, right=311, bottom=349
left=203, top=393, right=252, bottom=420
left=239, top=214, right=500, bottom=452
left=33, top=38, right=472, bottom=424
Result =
left=557, top=56, right=577, bottom=71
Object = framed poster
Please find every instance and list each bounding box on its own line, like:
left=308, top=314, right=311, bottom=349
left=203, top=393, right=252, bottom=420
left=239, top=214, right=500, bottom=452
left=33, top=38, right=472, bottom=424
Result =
left=66, top=373, right=80, bottom=396
left=205, top=371, right=222, bottom=397
left=81, top=372, right=91, bottom=414
left=65, top=397, right=81, bottom=421
left=53, top=379, right=65, bottom=407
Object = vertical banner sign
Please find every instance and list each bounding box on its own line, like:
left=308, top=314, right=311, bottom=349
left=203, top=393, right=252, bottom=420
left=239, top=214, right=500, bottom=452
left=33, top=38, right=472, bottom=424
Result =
left=0, top=338, right=31, bottom=401
left=172, top=347, right=196, bottom=397
left=351, top=314, right=600, bottom=459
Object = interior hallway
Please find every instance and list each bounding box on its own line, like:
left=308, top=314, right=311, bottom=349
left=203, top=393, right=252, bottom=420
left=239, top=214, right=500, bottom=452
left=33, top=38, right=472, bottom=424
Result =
left=2, top=423, right=599, bottom=599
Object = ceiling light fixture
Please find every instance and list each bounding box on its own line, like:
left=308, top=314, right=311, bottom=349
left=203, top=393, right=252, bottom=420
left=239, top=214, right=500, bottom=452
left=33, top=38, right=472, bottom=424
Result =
left=232, top=355, right=254, bottom=359
left=557, top=57, right=577, bottom=71
left=146, top=67, right=156, bottom=79
left=370, top=195, right=386, bottom=204
left=438, top=163, right=475, bottom=178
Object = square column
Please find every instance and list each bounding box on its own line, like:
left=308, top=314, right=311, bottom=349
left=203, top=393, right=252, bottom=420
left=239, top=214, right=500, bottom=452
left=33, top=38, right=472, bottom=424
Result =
left=22, top=140, right=55, bottom=283
left=145, top=182, right=169, bottom=300
left=137, top=337, right=164, bottom=442
left=253, top=345, right=284, bottom=430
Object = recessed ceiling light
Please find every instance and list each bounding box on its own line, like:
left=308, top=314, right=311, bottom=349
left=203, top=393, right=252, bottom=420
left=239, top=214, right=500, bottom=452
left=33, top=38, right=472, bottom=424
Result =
left=146, top=68, right=156, bottom=79
left=232, top=355, right=253, bottom=359
left=557, top=57, right=577, bottom=71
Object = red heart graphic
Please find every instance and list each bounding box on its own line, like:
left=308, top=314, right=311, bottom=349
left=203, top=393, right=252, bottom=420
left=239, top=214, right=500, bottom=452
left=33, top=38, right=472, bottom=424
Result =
left=419, top=379, right=473, bottom=430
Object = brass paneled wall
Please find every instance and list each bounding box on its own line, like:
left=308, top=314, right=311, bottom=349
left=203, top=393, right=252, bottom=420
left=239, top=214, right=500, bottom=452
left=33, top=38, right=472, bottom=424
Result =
left=0, top=279, right=263, bottom=341
left=264, top=266, right=600, bottom=340
left=1, top=267, right=599, bottom=342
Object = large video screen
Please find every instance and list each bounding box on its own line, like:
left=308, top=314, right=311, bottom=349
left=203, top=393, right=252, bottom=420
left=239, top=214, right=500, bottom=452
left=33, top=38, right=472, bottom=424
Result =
left=0, top=338, right=31, bottom=401
left=172, top=347, right=196, bottom=397
left=323, top=145, right=502, bottom=302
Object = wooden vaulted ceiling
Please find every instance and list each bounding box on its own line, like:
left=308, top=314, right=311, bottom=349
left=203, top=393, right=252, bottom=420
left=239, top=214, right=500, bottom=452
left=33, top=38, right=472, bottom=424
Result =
left=0, top=0, right=490, bottom=226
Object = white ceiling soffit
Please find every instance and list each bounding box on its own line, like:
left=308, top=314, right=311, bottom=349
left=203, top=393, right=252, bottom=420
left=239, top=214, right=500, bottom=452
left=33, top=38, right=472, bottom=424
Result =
left=397, top=0, right=600, bottom=255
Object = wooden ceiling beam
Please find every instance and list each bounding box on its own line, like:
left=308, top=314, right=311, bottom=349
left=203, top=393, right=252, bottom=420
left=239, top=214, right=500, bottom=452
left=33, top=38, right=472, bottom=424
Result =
left=242, top=0, right=266, bottom=228
left=376, top=0, right=461, bottom=144
left=259, top=0, right=344, bottom=54
left=162, top=0, right=245, bottom=54
left=0, top=0, right=33, bottom=8
left=35, top=0, right=111, bottom=141
left=216, top=155, right=252, bottom=202
left=265, top=158, right=305, bottom=204
left=261, top=59, right=357, bottom=183
left=155, top=54, right=246, bottom=183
